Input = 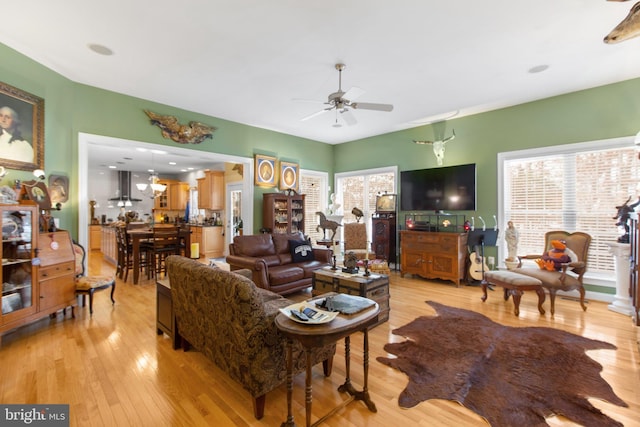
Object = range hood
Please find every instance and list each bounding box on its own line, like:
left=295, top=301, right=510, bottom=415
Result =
left=109, top=171, right=142, bottom=202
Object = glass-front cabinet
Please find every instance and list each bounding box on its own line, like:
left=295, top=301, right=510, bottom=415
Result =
left=1, top=204, right=38, bottom=324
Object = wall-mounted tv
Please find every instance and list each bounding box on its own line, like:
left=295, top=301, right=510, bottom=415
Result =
left=400, top=163, right=476, bottom=211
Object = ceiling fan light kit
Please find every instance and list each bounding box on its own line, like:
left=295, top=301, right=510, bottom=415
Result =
left=300, top=63, right=393, bottom=126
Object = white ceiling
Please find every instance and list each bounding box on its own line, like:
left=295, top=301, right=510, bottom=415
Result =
left=3, top=1, right=640, bottom=156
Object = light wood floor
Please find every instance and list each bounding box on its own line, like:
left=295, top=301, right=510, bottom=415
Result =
left=0, top=252, right=638, bottom=426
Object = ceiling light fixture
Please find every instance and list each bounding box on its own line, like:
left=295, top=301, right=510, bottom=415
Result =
left=136, top=153, right=167, bottom=199
left=528, top=64, right=549, bottom=74
left=88, top=43, right=114, bottom=56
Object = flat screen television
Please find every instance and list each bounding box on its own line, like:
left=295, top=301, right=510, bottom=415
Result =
left=400, top=163, right=476, bottom=211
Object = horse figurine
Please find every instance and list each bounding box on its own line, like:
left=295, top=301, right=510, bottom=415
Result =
left=316, top=212, right=341, bottom=241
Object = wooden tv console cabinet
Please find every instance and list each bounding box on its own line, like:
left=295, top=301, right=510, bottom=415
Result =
left=400, top=230, right=468, bottom=287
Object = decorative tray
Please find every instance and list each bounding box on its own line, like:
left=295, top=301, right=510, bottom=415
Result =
left=279, top=302, right=339, bottom=324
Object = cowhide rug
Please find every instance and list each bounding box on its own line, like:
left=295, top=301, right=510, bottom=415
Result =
left=377, top=301, right=627, bottom=426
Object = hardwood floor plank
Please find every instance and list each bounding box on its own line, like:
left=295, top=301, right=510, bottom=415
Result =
left=0, top=253, right=638, bottom=426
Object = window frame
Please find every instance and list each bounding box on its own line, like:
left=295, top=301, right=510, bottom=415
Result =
left=300, top=168, right=328, bottom=243
left=498, top=135, right=636, bottom=290
left=334, top=166, right=398, bottom=247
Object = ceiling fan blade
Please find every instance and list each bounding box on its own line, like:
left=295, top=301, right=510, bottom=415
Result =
left=340, top=109, right=358, bottom=126
left=300, top=108, right=331, bottom=122
left=352, top=102, right=394, bottom=112
left=343, top=86, right=365, bottom=101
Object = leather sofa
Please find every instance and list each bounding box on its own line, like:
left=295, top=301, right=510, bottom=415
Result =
left=226, top=232, right=332, bottom=295
left=166, top=255, right=335, bottom=419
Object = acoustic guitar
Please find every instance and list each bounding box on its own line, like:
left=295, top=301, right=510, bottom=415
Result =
left=468, top=252, right=489, bottom=281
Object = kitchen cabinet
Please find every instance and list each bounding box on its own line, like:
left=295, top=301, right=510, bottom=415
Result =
left=197, top=171, right=224, bottom=210
left=89, top=225, right=102, bottom=251
left=191, top=226, right=225, bottom=259
left=169, top=182, right=189, bottom=211
left=101, top=226, right=117, bottom=265
left=154, top=180, right=188, bottom=211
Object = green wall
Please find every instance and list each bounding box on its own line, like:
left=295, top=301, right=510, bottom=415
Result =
left=0, top=43, right=334, bottom=235
left=334, top=78, right=640, bottom=232
left=2, top=39, right=640, bottom=244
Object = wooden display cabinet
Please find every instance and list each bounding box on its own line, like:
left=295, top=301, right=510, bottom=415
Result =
left=2, top=204, right=76, bottom=341
left=400, top=230, right=468, bottom=287
left=197, top=170, right=224, bottom=210
left=263, top=193, right=305, bottom=234
left=372, top=215, right=396, bottom=263
left=1, top=203, right=38, bottom=330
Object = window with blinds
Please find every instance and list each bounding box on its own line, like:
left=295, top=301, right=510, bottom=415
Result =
left=336, top=167, right=397, bottom=239
left=501, top=140, right=639, bottom=275
left=300, top=170, right=327, bottom=244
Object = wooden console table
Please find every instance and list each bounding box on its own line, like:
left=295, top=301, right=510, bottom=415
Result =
left=399, top=230, right=467, bottom=286
left=275, top=296, right=379, bottom=427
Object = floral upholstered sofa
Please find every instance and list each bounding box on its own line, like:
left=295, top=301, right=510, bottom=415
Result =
left=165, top=255, right=335, bottom=420
left=226, top=232, right=332, bottom=295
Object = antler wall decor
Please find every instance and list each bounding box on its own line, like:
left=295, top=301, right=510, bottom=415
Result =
left=144, top=110, right=216, bottom=144
left=604, top=0, right=640, bottom=44
left=413, top=130, right=456, bottom=166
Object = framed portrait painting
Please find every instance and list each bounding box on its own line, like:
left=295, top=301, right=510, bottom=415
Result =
left=20, top=180, right=52, bottom=210
left=255, top=154, right=277, bottom=187
left=279, top=161, right=299, bottom=192
left=0, top=81, right=44, bottom=171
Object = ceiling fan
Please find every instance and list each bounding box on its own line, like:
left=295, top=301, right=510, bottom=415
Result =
left=299, top=63, right=393, bottom=127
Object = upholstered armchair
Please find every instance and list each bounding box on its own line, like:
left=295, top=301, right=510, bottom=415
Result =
left=514, top=230, right=592, bottom=315
left=343, top=222, right=370, bottom=259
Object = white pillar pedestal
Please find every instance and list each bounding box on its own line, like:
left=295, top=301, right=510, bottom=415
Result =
left=606, top=242, right=633, bottom=316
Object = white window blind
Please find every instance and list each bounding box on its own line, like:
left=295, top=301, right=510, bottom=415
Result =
left=502, top=141, right=639, bottom=275
left=336, top=168, right=396, bottom=240
left=300, top=171, right=327, bottom=243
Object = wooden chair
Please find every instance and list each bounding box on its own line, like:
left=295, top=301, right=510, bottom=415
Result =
left=343, top=222, right=370, bottom=260
left=514, top=230, right=592, bottom=315
left=73, top=241, right=116, bottom=315
left=143, top=226, right=181, bottom=279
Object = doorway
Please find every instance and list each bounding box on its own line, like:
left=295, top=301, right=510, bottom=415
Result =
left=77, top=133, right=254, bottom=250
left=226, top=182, right=243, bottom=252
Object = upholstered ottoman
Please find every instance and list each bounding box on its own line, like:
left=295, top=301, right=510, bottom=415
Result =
left=482, top=270, right=545, bottom=316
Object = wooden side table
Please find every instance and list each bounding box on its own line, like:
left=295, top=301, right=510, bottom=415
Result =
left=156, top=278, right=180, bottom=349
left=275, top=295, right=379, bottom=427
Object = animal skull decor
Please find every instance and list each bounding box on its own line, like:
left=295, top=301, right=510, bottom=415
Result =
left=604, top=0, right=640, bottom=44
left=413, top=130, right=456, bottom=166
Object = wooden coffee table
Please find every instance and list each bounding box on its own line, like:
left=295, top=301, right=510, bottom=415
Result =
left=275, top=293, right=379, bottom=427
left=312, top=267, right=389, bottom=326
